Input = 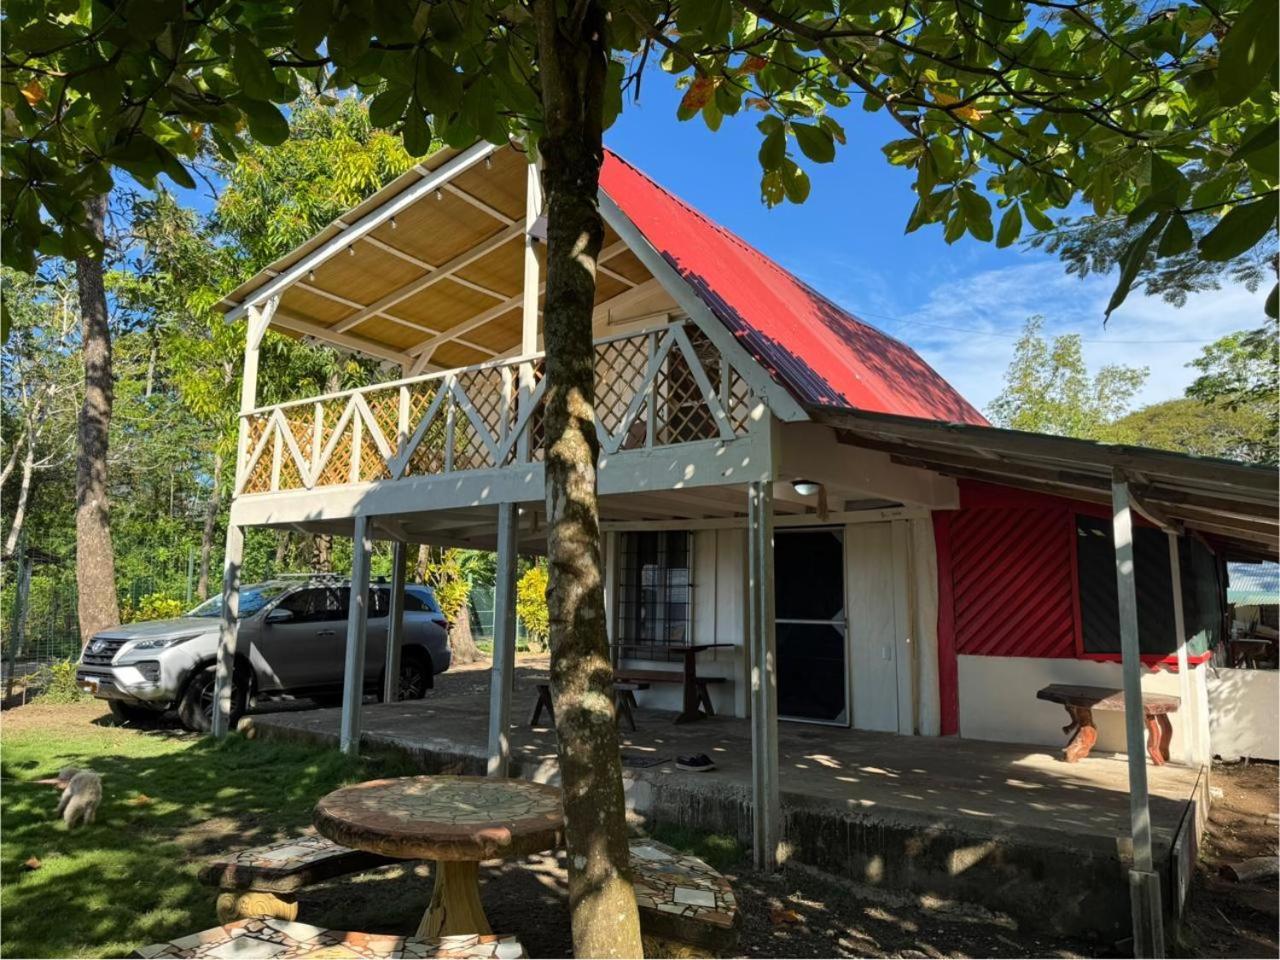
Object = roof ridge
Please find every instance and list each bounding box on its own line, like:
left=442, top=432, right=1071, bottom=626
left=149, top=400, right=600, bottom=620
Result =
left=601, top=148, right=921, bottom=356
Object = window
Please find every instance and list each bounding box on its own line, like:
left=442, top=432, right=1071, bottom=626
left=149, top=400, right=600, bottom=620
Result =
left=275, top=586, right=349, bottom=623
left=616, top=531, right=692, bottom=660
left=1074, top=515, right=1221, bottom=656
left=404, top=588, right=440, bottom=613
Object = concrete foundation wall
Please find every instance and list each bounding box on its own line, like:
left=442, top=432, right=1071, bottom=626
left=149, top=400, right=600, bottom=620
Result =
left=957, top=655, right=1209, bottom=759
left=1207, top=667, right=1280, bottom=761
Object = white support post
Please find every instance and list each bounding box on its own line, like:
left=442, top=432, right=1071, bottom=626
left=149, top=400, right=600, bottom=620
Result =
left=747, top=480, right=781, bottom=871
left=1112, top=473, right=1166, bottom=958
left=212, top=524, right=245, bottom=738
left=604, top=530, right=619, bottom=668
left=517, top=160, right=542, bottom=464
left=383, top=540, right=407, bottom=704
left=340, top=515, right=373, bottom=755
left=487, top=503, right=519, bottom=776
left=1167, top=531, right=1197, bottom=766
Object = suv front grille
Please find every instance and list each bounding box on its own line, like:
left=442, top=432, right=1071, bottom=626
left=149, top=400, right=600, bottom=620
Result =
left=81, top=637, right=128, bottom=666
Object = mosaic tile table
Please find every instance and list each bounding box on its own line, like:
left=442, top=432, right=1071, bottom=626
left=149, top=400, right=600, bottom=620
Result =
left=131, top=918, right=526, bottom=959
left=629, top=840, right=740, bottom=958
left=313, top=776, right=563, bottom=939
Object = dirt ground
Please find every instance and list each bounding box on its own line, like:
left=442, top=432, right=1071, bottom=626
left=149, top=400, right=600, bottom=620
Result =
left=1181, top=761, right=1279, bottom=958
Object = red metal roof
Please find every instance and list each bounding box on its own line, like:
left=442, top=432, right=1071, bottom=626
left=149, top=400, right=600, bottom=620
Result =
left=601, top=150, right=988, bottom=425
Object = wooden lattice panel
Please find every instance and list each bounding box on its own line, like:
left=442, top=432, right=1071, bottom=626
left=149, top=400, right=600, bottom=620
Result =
left=277, top=408, right=314, bottom=491
left=364, top=387, right=402, bottom=449
left=659, top=346, right=718, bottom=444
left=455, top=366, right=511, bottom=444
left=451, top=411, right=494, bottom=471
left=240, top=415, right=273, bottom=493
left=594, top=334, right=649, bottom=444
left=357, top=426, right=391, bottom=482
left=726, top=367, right=755, bottom=434
left=315, top=399, right=355, bottom=488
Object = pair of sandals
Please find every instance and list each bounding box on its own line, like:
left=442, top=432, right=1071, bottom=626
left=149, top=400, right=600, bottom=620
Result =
left=675, top=753, right=716, bottom=772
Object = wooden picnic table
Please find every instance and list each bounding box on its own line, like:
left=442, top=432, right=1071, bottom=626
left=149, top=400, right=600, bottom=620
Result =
left=313, top=775, right=562, bottom=938
left=616, top=642, right=733, bottom=724
left=1036, top=683, right=1180, bottom=765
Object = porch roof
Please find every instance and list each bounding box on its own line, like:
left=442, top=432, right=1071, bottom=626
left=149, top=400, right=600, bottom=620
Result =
left=815, top=406, right=1280, bottom=559
left=217, top=141, right=984, bottom=425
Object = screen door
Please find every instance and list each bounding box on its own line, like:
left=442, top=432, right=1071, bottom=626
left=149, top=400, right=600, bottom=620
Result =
left=774, top=528, right=848, bottom=725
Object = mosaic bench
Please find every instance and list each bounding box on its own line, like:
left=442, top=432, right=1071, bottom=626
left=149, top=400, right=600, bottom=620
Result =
left=131, top=918, right=525, bottom=959
left=198, top=834, right=397, bottom=923
left=629, top=839, right=740, bottom=958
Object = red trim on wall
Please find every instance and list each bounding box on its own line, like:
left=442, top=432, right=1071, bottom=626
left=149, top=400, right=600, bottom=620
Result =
left=933, top=511, right=959, bottom=736
left=1081, top=650, right=1213, bottom=668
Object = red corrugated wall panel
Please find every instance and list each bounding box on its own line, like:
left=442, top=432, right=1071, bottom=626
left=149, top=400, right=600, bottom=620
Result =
left=948, top=499, right=1077, bottom=658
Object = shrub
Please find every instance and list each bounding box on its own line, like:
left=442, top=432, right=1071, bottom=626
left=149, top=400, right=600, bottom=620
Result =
left=34, top=659, right=86, bottom=704
left=516, top=565, right=549, bottom=652
left=122, top=592, right=186, bottom=623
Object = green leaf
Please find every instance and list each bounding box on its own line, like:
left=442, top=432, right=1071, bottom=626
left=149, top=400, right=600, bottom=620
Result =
left=758, top=126, right=786, bottom=172
left=294, top=0, right=331, bottom=52
left=238, top=99, right=289, bottom=146
left=792, top=122, right=835, bottom=163
left=402, top=104, right=432, bottom=156
left=1022, top=202, right=1056, bottom=232
left=428, top=2, right=463, bottom=46
left=1198, top=198, right=1278, bottom=261
left=368, top=86, right=409, bottom=128
left=958, top=187, right=993, bottom=241
left=233, top=37, right=277, bottom=101
left=996, top=204, right=1022, bottom=248
left=1105, top=213, right=1169, bottom=320
left=1266, top=283, right=1278, bottom=319
left=1156, top=212, right=1193, bottom=257
left=780, top=159, right=810, bottom=203
left=1217, top=0, right=1279, bottom=107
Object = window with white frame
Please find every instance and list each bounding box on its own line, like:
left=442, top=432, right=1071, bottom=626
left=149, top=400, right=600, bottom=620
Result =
left=616, top=531, right=692, bottom=661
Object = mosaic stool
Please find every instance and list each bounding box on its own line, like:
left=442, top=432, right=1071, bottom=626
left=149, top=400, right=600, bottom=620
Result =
left=131, top=918, right=526, bottom=958
left=198, top=835, right=397, bottom=923
left=630, top=839, right=740, bottom=958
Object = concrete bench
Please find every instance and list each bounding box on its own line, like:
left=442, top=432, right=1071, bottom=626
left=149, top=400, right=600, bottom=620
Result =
left=630, top=839, right=739, bottom=958
left=197, top=834, right=397, bottom=922
left=131, top=918, right=525, bottom=958
left=1036, top=683, right=1180, bottom=765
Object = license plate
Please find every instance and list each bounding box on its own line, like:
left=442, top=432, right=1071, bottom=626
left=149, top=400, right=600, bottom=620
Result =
left=77, top=679, right=99, bottom=695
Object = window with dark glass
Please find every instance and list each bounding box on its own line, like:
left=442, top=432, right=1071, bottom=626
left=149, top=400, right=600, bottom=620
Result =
left=1074, top=514, right=1221, bottom=656
left=616, top=531, right=692, bottom=661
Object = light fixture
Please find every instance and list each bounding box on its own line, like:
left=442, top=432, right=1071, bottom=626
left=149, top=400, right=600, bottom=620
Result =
left=791, top=479, right=821, bottom=497
left=435, top=188, right=443, bottom=201
left=308, top=270, right=316, bottom=282
left=390, top=216, right=398, bottom=229
left=485, top=156, right=493, bottom=170
left=347, top=245, right=355, bottom=256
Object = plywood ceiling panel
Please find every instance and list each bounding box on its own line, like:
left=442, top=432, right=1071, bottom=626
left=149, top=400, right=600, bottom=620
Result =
left=592, top=274, right=628, bottom=305
left=449, top=147, right=527, bottom=222
left=388, top=277, right=501, bottom=329
left=465, top=310, right=523, bottom=352
left=433, top=341, right=492, bottom=368
left=366, top=191, right=505, bottom=265
left=346, top=316, right=426, bottom=350
left=452, top=236, right=524, bottom=298
left=281, top=286, right=348, bottom=324
left=602, top=248, right=651, bottom=284
left=310, top=246, right=423, bottom=306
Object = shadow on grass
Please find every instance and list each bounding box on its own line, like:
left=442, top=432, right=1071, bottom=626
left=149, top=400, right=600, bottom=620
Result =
left=1, top=731, right=419, bottom=959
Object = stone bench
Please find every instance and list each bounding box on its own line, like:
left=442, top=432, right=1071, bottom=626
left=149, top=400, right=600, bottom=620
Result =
left=131, top=918, right=525, bottom=958
left=197, top=834, right=397, bottom=922
left=629, top=839, right=740, bottom=958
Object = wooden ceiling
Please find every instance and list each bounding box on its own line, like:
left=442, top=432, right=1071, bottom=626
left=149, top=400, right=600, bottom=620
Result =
left=219, top=143, right=661, bottom=372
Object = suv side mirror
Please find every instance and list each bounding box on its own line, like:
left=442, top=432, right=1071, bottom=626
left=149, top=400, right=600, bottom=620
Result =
left=265, top=607, right=294, bottom=624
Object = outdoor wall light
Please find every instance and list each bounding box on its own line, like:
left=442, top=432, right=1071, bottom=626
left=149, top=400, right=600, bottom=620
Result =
left=791, top=479, right=821, bottom=497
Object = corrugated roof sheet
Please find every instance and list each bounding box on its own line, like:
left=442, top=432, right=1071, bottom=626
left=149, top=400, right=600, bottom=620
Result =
left=600, top=150, right=988, bottom=424
left=1228, top=562, right=1279, bottom=606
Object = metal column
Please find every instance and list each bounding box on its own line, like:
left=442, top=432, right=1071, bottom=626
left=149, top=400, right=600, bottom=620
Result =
left=747, top=480, right=780, bottom=871
left=212, top=524, right=244, bottom=738
left=340, top=515, right=373, bottom=755
left=383, top=540, right=407, bottom=704
left=487, top=503, right=519, bottom=776
left=1111, top=473, right=1165, bottom=958
left=1167, top=531, right=1197, bottom=766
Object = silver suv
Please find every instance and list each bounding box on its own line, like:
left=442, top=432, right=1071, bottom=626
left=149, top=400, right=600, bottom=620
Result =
left=75, top=576, right=451, bottom=731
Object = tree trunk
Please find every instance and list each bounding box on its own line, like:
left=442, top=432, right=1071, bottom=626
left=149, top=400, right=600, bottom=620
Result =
left=273, top=530, right=290, bottom=571
left=416, top=543, right=429, bottom=581
left=533, top=1, right=642, bottom=955
left=314, top=534, right=333, bottom=573
left=197, top=449, right=223, bottom=600
left=449, top=608, right=483, bottom=665
left=2, top=431, right=35, bottom=564
left=74, top=193, right=121, bottom=643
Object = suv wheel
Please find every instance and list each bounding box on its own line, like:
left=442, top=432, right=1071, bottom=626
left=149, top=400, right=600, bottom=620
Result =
left=397, top=652, right=433, bottom=700
left=179, top=664, right=247, bottom=733
left=108, top=701, right=160, bottom=726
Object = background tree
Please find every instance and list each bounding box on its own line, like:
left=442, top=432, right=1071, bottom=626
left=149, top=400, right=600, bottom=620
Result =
left=987, top=316, right=1149, bottom=437
left=1105, top=397, right=1273, bottom=462
left=516, top=564, right=551, bottom=652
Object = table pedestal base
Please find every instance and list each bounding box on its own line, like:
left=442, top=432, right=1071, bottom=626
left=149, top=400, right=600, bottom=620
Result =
left=417, top=860, right=492, bottom=938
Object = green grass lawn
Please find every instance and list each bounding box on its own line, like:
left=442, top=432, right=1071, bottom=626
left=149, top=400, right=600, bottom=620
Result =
left=0, top=702, right=417, bottom=958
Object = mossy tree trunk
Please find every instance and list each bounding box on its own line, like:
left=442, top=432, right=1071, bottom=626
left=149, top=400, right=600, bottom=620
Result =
left=534, top=0, right=643, bottom=956
left=74, top=193, right=121, bottom=643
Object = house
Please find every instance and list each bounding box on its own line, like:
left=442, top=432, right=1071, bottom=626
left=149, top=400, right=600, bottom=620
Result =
left=213, top=141, right=1278, bottom=942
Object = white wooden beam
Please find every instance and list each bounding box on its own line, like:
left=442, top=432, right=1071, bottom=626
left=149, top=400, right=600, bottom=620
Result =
left=211, top=523, right=244, bottom=739
left=383, top=540, right=407, bottom=704
left=747, top=480, right=780, bottom=871
left=445, top=183, right=515, bottom=226
left=487, top=502, right=519, bottom=776
left=360, top=234, right=508, bottom=301
left=340, top=514, right=373, bottom=754
left=334, top=221, right=527, bottom=333
left=226, top=141, right=498, bottom=321
left=271, top=310, right=412, bottom=365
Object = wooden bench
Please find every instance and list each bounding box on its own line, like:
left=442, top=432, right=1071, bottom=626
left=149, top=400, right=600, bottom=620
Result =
left=1036, top=683, right=1180, bottom=765
left=131, top=918, right=525, bottom=958
left=630, top=838, right=739, bottom=958
left=197, top=834, right=396, bottom=922
left=528, top=681, right=655, bottom=731
left=614, top=670, right=725, bottom=717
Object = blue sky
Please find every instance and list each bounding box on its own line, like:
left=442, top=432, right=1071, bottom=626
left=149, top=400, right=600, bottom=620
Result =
left=604, top=76, right=1269, bottom=414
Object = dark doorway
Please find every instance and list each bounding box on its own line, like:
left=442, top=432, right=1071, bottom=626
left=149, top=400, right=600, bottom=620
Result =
left=774, top=528, right=848, bottom=724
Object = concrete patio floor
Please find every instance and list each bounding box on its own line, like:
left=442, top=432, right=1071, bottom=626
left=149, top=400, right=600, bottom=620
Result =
left=243, top=660, right=1206, bottom=941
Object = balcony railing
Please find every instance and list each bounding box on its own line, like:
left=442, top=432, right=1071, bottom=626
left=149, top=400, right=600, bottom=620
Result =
left=235, top=322, right=760, bottom=496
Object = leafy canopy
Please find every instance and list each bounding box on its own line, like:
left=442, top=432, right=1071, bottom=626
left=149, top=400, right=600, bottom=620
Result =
left=2, top=0, right=1275, bottom=318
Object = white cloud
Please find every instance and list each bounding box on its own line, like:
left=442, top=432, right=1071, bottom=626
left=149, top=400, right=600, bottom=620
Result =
left=804, top=254, right=1268, bottom=415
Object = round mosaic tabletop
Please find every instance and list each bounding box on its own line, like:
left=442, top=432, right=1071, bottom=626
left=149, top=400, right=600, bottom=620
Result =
left=313, top=775, right=564, bottom=862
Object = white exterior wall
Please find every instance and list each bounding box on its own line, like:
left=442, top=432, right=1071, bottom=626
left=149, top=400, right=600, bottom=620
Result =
left=1207, top=667, right=1280, bottom=761
left=957, top=655, right=1212, bottom=760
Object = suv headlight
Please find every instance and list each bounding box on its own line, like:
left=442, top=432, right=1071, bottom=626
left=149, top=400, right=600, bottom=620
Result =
left=130, top=633, right=202, bottom=651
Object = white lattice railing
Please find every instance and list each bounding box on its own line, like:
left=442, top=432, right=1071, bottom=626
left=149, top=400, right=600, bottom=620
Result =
left=235, top=322, right=760, bottom=496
